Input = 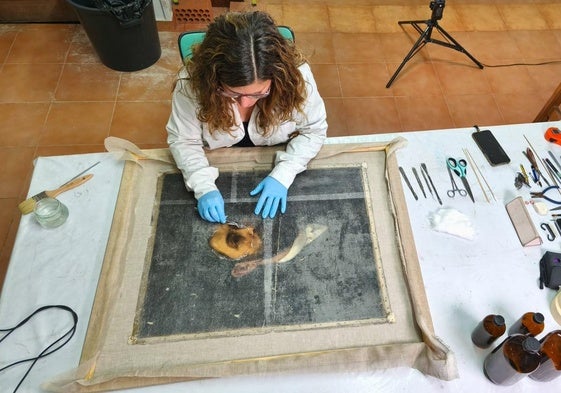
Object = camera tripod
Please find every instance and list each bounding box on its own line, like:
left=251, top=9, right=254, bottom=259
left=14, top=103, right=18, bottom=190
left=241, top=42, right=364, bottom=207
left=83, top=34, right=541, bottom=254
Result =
left=386, top=0, right=483, bottom=88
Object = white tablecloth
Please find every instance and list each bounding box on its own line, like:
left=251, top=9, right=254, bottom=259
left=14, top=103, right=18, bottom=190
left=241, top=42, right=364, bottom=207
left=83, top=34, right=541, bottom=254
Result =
left=2, top=121, right=561, bottom=392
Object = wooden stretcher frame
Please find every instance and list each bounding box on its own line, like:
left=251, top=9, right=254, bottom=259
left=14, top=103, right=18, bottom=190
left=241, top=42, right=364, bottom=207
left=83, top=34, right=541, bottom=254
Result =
left=45, top=139, right=458, bottom=393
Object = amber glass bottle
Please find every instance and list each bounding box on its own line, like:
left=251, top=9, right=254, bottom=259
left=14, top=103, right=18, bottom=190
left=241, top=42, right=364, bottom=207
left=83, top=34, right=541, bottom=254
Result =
left=471, top=314, right=506, bottom=348
left=529, top=330, right=561, bottom=382
left=483, top=334, right=541, bottom=385
left=508, top=312, right=545, bottom=336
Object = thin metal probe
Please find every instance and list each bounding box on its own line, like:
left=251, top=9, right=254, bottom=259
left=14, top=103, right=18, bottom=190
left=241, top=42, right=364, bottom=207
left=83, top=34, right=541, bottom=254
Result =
left=420, top=167, right=433, bottom=196
left=399, top=166, right=418, bottom=200
left=412, top=167, right=426, bottom=198
left=60, top=161, right=101, bottom=187
left=421, top=163, right=442, bottom=205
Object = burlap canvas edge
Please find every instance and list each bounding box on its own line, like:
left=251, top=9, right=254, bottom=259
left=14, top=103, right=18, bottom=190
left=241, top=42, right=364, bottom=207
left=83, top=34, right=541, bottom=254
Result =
left=43, top=139, right=458, bottom=392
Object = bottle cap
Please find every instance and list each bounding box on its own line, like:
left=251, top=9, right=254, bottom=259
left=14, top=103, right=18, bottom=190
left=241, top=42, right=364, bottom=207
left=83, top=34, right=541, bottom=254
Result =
left=493, top=315, right=505, bottom=326
left=533, top=312, right=545, bottom=324
left=522, top=336, right=541, bottom=353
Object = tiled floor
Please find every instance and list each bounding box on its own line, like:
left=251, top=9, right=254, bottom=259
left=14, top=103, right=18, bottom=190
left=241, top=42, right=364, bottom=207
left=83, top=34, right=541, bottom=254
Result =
left=1, top=0, right=561, bottom=290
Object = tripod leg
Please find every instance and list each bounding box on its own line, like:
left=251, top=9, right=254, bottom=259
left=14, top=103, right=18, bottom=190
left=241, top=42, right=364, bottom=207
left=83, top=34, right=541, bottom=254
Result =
left=386, top=23, right=432, bottom=88
left=434, top=25, right=483, bottom=69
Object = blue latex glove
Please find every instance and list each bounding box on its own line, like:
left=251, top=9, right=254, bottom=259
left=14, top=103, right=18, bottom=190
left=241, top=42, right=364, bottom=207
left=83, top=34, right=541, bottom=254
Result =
left=197, top=190, right=226, bottom=223
left=250, top=176, right=287, bottom=219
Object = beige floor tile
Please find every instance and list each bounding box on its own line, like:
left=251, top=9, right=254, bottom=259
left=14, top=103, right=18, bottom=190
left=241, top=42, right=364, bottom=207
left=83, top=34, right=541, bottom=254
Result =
left=55, top=63, right=121, bottom=101
left=484, top=65, right=541, bottom=95
left=537, top=4, right=561, bottom=30
left=0, top=64, right=62, bottom=102
left=494, top=92, right=549, bottom=124
left=155, top=31, right=185, bottom=74
left=395, top=95, right=455, bottom=132
left=328, top=6, right=377, bottom=33
left=379, top=32, right=428, bottom=63
left=387, top=61, right=443, bottom=96
left=0, top=27, right=18, bottom=63
left=373, top=6, right=426, bottom=34
left=338, top=63, right=393, bottom=97
left=296, top=33, right=336, bottom=64
left=331, top=33, right=385, bottom=63
left=497, top=4, right=549, bottom=31
left=118, top=73, right=176, bottom=101
left=0, top=147, right=36, bottom=198
left=343, top=97, right=401, bottom=134
left=434, top=62, right=491, bottom=95
left=41, top=102, right=114, bottom=145
left=283, top=4, right=330, bottom=33
left=6, top=24, right=74, bottom=64
left=510, top=30, right=561, bottom=61
left=110, top=101, right=171, bottom=145
left=455, top=5, right=506, bottom=32
left=0, top=198, right=18, bottom=253
left=445, top=94, right=504, bottom=128
left=323, top=98, right=347, bottom=136
left=526, top=62, right=561, bottom=94
left=66, top=29, right=99, bottom=64
left=310, top=64, right=341, bottom=98
left=0, top=103, right=49, bottom=146
left=465, top=31, right=523, bottom=63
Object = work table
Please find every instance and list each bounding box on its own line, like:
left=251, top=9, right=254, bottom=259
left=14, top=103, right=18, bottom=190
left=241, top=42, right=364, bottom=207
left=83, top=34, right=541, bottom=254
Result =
left=1, top=120, right=561, bottom=392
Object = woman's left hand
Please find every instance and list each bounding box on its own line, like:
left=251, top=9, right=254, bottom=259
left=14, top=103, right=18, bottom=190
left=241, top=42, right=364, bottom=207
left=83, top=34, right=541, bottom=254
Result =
left=250, top=176, right=287, bottom=219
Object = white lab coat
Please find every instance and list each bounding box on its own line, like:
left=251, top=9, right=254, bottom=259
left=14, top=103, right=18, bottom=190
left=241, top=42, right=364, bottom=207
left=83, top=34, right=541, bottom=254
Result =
left=166, top=63, right=328, bottom=199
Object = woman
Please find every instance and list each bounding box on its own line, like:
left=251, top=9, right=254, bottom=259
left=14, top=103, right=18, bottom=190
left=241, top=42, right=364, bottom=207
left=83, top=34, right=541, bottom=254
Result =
left=166, top=11, right=327, bottom=223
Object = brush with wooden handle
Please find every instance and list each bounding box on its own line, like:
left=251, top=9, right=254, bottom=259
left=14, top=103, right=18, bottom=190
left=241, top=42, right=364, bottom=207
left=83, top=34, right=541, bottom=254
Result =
left=18, top=174, right=94, bottom=215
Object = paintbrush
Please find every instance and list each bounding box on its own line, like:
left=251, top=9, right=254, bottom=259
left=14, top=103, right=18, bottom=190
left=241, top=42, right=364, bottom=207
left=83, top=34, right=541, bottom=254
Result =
left=18, top=174, right=94, bottom=215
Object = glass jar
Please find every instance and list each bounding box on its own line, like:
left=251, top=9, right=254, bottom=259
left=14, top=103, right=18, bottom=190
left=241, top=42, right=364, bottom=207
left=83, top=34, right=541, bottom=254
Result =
left=529, top=330, right=561, bottom=382
left=34, top=197, right=69, bottom=228
left=508, top=312, right=545, bottom=336
left=483, top=334, right=541, bottom=386
left=471, top=314, right=506, bottom=349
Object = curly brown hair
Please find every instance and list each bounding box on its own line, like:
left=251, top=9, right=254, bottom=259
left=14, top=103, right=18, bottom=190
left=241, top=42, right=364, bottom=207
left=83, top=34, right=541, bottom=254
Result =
left=180, top=11, right=307, bottom=136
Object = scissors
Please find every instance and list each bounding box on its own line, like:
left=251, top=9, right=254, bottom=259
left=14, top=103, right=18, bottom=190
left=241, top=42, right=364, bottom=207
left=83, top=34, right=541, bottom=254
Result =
left=446, top=158, right=475, bottom=202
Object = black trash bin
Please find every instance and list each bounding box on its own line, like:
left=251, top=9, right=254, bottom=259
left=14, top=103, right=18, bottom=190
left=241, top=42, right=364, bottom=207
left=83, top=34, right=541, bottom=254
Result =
left=66, top=0, right=161, bottom=72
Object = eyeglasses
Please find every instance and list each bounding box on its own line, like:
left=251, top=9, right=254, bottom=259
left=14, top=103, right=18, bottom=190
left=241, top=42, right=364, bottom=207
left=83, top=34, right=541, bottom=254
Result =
left=217, top=86, right=271, bottom=100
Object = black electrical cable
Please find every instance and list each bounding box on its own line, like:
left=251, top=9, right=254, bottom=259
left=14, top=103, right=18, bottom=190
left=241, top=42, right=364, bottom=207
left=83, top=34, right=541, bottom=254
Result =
left=481, top=59, right=561, bottom=68
left=0, top=305, right=78, bottom=393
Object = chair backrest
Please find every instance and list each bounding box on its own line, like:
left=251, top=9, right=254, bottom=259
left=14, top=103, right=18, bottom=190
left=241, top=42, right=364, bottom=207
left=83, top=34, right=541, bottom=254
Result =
left=534, top=81, right=561, bottom=122
left=178, top=26, right=295, bottom=61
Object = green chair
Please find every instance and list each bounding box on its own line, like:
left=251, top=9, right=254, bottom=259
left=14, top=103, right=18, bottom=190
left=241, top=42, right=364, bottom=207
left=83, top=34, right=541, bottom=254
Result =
left=178, top=26, right=295, bottom=61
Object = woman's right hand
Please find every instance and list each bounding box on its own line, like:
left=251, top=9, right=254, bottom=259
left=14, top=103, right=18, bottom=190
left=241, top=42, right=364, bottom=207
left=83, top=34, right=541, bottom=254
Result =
left=197, top=190, right=226, bottom=223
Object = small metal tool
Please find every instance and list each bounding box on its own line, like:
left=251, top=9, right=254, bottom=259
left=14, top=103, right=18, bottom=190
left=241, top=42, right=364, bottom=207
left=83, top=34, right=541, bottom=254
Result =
left=531, top=186, right=561, bottom=204
left=60, top=161, right=101, bottom=187
left=421, top=163, right=442, bottom=205
left=399, top=166, right=418, bottom=200
left=420, top=167, right=433, bottom=197
left=412, top=167, right=426, bottom=198
left=447, top=165, right=467, bottom=198
left=447, top=157, right=474, bottom=202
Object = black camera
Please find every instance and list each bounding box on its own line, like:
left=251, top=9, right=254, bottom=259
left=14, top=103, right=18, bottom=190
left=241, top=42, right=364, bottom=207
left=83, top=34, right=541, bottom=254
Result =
left=429, top=0, right=445, bottom=21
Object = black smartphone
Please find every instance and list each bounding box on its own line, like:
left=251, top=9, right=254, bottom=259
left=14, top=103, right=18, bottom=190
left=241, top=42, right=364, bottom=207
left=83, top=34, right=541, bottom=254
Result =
left=472, top=129, right=510, bottom=166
